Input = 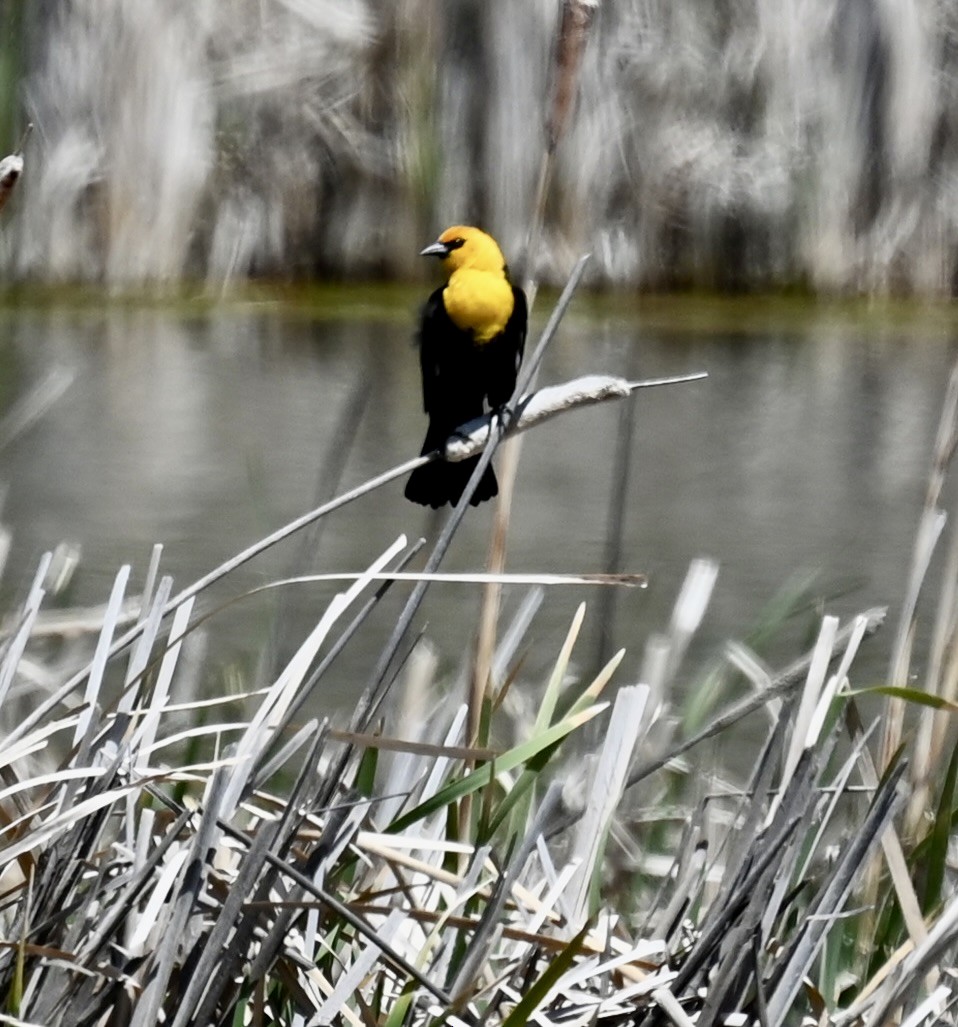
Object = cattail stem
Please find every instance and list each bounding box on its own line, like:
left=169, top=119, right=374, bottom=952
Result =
left=473, top=1, right=601, bottom=755
left=546, top=0, right=599, bottom=152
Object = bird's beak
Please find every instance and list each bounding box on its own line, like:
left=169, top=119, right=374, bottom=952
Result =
left=420, top=240, right=449, bottom=258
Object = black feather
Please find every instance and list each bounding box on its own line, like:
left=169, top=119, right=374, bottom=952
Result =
left=405, top=284, right=527, bottom=508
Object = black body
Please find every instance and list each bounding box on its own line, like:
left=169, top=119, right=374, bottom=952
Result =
left=404, top=284, right=528, bottom=508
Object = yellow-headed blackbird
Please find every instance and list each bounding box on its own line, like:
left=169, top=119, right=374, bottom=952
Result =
left=405, top=226, right=528, bottom=508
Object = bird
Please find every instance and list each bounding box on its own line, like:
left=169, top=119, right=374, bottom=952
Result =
left=404, top=225, right=528, bottom=508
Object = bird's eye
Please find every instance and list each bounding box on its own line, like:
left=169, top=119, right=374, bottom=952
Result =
left=446, top=237, right=465, bottom=251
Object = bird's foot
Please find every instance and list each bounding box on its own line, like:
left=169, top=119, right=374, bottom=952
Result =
left=493, top=404, right=516, bottom=434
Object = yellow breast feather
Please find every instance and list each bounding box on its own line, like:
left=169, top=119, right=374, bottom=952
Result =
left=443, top=269, right=515, bottom=344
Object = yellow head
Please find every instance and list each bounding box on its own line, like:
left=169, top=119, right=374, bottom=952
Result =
left=420, top=225, right=507, bottom=275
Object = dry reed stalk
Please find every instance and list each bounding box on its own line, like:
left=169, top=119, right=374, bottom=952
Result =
left=842, top=703, right=928, bottom=957
left=467, top=449, right=516, bottom=749
left=878, top=360, right=958, bottom=776
left=263, top=373, right=370, bottom=680
left=596, top=399, right=636, bottom=671
left=546, top=604, right=887, bottom=840
left=855, top=362, right=958, bottom=977
left=470, top=0, right=600, bottom=749
left=926, top=523, right=958, bottom=778
left=906, top=510, right=958, bottom=834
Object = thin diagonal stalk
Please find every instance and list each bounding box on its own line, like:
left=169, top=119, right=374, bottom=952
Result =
left=3, top=455, right=427, bottom=752
left=879, top=359, right=958, bottom=773
left=471, top=0, right=600, bottom=753
left=142, top=781, right=453, bottom=1007
left=7, top=275, right=599, bottom=755
left=355, top=254, right=591, bottom=739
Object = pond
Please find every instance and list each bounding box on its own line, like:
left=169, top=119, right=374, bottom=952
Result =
left=0, top=290, right=954, bottom=742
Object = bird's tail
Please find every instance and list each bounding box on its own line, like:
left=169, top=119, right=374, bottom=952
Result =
left=405, top=456, right=498, bottom=508
left=405, top=425, right=498, bottom=508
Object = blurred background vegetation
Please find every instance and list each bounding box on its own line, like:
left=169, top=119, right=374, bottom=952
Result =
left=2, top=0, right=958, bottom=293
left=2, top=10, right=958, bottom=1019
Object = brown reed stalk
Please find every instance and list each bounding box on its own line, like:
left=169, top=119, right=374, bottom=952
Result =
left=469, top=0, right=599, bottom=751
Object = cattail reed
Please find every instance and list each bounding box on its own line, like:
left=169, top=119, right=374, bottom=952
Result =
left=546, top=0, right=599, bottom=152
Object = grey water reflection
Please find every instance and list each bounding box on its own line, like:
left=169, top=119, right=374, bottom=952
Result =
left=0, top=300, right=953, bottom=713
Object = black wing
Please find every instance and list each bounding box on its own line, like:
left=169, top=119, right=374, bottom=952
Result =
left=485, top=284, right=528, bottom=409
left=417, top=286, right=448, bottom=418
left=417, top=285, right=488, bottom=430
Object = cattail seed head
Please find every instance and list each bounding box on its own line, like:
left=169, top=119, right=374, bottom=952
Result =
left=546, top=0, right=599, bottom=150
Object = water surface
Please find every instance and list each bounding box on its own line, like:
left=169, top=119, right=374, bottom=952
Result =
left=0, top=293, right=953, bottom=723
